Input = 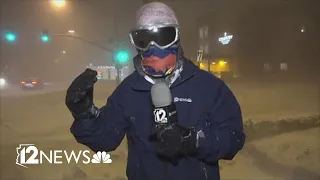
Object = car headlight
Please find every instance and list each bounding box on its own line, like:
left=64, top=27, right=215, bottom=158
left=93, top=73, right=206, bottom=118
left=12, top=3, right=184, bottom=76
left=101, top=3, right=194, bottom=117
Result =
left=0, top=78, right=6, bottom=86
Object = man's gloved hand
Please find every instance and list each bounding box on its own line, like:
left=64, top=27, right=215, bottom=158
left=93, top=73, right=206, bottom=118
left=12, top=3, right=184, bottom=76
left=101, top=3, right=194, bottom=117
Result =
left=65, top=68, right=99, bottom=120
left=150, top=123, right=197, bottom=159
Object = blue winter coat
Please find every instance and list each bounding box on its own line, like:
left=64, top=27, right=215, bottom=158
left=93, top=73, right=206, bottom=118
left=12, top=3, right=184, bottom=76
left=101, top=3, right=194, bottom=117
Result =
left=70, top=58, right=245, bottom=180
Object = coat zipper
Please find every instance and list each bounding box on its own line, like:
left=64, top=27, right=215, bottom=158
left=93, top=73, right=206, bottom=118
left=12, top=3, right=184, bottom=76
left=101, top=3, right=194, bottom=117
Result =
left=200, top=162, right=208, bottom=179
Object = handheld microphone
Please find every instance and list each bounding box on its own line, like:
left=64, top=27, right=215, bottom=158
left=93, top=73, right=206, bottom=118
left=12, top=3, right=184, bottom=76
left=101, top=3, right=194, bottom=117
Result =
left=151, top=82, right=177, bottom=124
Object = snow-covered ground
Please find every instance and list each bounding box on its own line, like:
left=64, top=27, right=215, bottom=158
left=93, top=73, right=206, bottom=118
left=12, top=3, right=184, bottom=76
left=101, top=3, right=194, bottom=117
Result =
left=229, top=82, right=319, bottom=122
left=246, top=127, right=320, bottom=178
left=1, top=82, right=319, bottom=180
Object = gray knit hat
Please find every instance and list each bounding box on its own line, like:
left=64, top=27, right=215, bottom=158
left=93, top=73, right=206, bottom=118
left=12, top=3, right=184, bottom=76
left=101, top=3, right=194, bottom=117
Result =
left=135, top=2, right=179, bottom=29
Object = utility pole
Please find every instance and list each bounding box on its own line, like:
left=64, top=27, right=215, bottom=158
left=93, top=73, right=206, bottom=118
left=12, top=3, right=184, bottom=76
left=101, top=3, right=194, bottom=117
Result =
left=114, top=41, right=121, bottom=86
left=113, top=0, right=121, bottom=86
left=113, top=0, right=130, bottom=86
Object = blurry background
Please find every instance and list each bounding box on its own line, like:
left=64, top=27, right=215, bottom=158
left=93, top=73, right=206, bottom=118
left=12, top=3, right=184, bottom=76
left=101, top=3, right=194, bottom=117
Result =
left=0, top=0, right=319, bottom=180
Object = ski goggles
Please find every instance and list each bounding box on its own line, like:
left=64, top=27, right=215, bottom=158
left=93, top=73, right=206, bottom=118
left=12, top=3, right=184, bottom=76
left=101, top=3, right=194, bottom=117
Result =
left=129, top=25, right=180, bottom=51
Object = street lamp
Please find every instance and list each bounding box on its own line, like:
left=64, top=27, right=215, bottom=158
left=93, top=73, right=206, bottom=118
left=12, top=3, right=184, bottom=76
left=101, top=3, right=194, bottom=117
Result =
left=51, top=0, right=66, bottom=8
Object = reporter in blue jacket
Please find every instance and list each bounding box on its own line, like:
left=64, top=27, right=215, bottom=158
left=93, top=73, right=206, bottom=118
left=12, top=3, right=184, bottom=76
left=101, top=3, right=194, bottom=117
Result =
left=66, top=2, right=245, bottom=180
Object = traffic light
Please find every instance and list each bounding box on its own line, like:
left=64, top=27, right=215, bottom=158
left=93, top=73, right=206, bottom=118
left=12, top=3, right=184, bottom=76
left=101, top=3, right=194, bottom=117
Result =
left=115, top=50, right=129, bottom=64
left=41, top=31, right=50, bottom=42
left=41, top=34, right=50, bottom=42
left=5, top=32, right=16, bottom=42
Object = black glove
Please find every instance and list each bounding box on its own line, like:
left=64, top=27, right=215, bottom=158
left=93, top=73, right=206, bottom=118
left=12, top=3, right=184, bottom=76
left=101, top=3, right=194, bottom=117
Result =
left=65, top=68, right=99, bottom=120
left=150, top=123, right=197, bottom=159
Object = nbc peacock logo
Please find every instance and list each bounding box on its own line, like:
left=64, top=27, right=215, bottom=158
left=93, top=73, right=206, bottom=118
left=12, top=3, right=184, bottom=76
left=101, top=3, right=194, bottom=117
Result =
left=91, top=151, right=112, bottom=164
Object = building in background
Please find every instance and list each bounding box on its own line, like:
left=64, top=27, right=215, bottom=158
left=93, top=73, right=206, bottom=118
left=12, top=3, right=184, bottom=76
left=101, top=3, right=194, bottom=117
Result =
left=87, top=64, right=130, bottom=81
left=195, top=1, right=320, bottom=81
left=197, top=22, right=239, bottom=79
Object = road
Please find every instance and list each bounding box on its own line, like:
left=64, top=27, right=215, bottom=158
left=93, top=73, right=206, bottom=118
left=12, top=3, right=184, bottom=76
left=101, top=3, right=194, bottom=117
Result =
left=0, top=82, right=68, bottom=98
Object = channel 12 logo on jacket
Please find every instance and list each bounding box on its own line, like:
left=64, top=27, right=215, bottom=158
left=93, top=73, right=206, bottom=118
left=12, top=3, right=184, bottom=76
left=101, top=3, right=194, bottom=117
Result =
left=153, top=108, right=168, bottom=123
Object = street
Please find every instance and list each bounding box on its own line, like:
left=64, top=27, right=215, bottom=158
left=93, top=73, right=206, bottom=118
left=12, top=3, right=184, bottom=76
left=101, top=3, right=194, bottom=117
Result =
left=0, top=82, right=319, bottom=180
left=0, top=82, right=69, bottom=98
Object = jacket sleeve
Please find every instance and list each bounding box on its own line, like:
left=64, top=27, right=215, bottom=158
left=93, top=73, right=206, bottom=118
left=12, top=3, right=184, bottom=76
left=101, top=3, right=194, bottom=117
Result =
left=195, top=80, right=245, bottom=163
left=70, top=92, right=129, bottom=153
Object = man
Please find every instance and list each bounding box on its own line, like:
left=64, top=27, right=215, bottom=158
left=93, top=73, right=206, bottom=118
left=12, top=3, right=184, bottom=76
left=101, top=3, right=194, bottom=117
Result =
left=66, top=2, right=245, bottom=180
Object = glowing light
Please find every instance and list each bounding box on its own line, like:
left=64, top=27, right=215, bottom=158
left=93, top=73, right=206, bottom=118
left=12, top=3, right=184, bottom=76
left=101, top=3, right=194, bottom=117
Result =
left=41, top=34, right=50, bottom=42
left=51, top=0, right=66, bottom=8
left=5, top=32, right=16, bottom=42
left=115, top=51, right=129, bottom=64
left=218, top=61, right=227, bottom=66
left=0, top=78, right=6, bottom=86
left=218, top=32, right=233, bottom=45
left=300, top=25, right=305, bottom=32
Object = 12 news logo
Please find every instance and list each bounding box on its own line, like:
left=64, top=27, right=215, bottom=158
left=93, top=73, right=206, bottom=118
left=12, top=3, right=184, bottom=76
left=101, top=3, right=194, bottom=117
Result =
left=16, top=144, right=112, bottom=168
left=154, top=108, right=168, bottom=123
